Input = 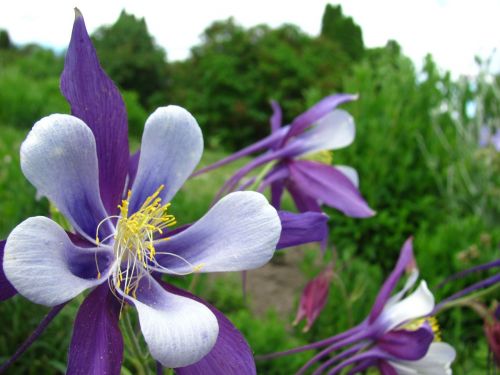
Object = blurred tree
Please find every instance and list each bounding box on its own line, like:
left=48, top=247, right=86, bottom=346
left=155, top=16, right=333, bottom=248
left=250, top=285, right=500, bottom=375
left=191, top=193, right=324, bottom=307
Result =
left=0, top=29, right=12, bottom=50
left=170, top=18, right=350, bottom=149
left=92, top=10, right=168, bottom=108
left=320, top=4, right=364, bottom=61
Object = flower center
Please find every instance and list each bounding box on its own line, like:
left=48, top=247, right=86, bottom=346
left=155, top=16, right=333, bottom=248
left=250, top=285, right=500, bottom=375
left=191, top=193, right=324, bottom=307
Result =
left=94, top=185, right=177, bottom=298
left=113, top=185, right=177, bottom=297
left=302, top=150, right=333, bottom=165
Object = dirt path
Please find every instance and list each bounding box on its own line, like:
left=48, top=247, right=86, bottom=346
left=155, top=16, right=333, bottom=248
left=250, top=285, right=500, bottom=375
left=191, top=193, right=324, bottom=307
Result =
left=246, top=248, right=310, bottom=319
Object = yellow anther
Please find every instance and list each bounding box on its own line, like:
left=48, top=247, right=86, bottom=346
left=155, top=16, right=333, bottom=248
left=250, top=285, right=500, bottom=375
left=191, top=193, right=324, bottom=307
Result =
left=193, top=263, right=205, bottom=272
left=97, top=271, right=101, bottom=280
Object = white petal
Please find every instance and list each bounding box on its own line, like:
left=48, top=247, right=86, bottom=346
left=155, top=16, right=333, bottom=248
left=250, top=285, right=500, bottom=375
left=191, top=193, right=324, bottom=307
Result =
left=385, top=269, right=420, bottom=309
left=335, top=165, right=359, bottom=188
left=287, top=109, right=355, bottom=156
left=129, top=275, right=218, bottom=368
left=130, top=106, right=203, bottom=212
left=154, top=191, right=281, bottom=274
left=391, top=342, right=456, bottom=375
left=380, top=281, right=435, bottom=330
left=20, top=114, right=110, bottom=241
left=3, top=217, right=112, bottom=306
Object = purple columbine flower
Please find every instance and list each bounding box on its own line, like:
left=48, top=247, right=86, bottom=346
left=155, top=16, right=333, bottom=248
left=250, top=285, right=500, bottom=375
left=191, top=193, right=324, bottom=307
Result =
left=193, top=97, right=375, bottom=218
left=0, top=10, right=282, bottom=374
left=259, top=238, right=456, bottom=374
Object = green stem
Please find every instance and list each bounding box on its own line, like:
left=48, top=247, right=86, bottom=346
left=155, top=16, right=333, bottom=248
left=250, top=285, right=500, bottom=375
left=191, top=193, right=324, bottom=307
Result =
left=249, top=160, right=278, bottom=191
left=189, top=273, right=201, bottom=293
left=123, top=312, right=150, bottom=374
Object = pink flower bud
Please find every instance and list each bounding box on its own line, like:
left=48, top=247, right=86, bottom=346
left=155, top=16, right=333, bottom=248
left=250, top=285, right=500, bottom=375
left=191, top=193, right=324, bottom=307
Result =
left=293, top=264, right=334, bottom=332
left=485, top=319, right=500, bottom=366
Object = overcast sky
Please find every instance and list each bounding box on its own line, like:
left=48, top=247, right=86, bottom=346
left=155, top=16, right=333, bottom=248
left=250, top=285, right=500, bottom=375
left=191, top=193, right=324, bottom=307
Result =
left=0, top=0, right=498, bottom=77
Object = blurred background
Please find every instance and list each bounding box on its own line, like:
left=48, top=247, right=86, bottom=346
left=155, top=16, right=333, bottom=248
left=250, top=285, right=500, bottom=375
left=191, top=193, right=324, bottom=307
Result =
left=0, top=1, right=499, bottom=374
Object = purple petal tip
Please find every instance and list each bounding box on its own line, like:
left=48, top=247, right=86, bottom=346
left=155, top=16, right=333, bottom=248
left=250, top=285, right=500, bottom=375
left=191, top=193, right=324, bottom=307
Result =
left=74, top=8, right=83, bottom=20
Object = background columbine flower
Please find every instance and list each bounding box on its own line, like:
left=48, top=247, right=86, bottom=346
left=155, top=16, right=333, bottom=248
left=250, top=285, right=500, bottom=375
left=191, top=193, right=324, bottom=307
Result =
left=259, top=238, right=456, bottom=374
left=1, top=11, right=281, bottom=374
left=194, top=96, right=375, bottom=218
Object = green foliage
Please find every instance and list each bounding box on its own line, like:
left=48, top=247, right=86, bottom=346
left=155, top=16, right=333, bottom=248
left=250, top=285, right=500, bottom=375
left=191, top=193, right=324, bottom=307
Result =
left=0, top=67, right=68, bottom=129
left=320, top=4, right=364, bottom=61
left=121, top=90, right=148, bottom=137
left=326, top=44, right=475, bottom=268
left=0, top=125, right=48, bottom=238
left=0, top=44, right=69, bottom=130
left=170, top=18, right=350, bottom=149
left=92, top=10, right=168, bottom=109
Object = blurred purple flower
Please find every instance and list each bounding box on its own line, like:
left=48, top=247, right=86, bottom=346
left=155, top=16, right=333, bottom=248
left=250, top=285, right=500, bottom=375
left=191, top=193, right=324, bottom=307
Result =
left=492, top=130, right=500, bottom=151
left=479, top=126, right=491, bottom=147
left=293, top=264, right=334, bottom=332
left=194, top=97, right=375, bottom=218
left=479, top=125, right=500, bottom=151
left=0, top=10, right=282, bottom=374
left=259, top=238, right=455, bottom=374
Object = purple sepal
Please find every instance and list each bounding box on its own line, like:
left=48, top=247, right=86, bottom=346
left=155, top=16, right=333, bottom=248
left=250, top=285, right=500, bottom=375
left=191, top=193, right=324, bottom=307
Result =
left=435, top=272, right=500, bottom=312
left=347, top=359, right=378, bottom=375
left=438, top=258, right=500, bottom=288
left=270, top=100, right=282, bottom=134
left=378, top=360, right=398, bottom=375
left=67, top=284, right=123, bottom=375
left=158, top=282, right=256, bottom=375
left=277, top=211, right=328, bottom=250
left=282, top=94, right=358, bottom=144
left=377, top=324, right=433, bottom=360
left=270, top=180, right=285, bottom=209
left=369, top=237, right=414, bottom=323
left=0, top=240, right=17, bottom=301
left=213, top=150, right=285, bottom=202
left=289, top=160, right=375, bottom=218
left=287, top=178, right=322, bottom=212
left=61, top=11, right=129, bottom=215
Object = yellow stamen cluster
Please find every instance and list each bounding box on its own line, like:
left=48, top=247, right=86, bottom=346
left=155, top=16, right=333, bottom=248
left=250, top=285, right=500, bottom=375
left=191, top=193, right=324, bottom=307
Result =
left=116, top=185, right=176, bottom=264
left=112, top=185, right=176, bottom=297
left=404, top=316, right=442, bottom=342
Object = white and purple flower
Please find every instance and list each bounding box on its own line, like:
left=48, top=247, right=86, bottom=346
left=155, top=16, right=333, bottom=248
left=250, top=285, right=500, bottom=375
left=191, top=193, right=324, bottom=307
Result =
left=194, top=96, right=375, bottom=218
left=260, top=238, right=456, bottom=375
left=0, top=11, right=282, bottom=374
